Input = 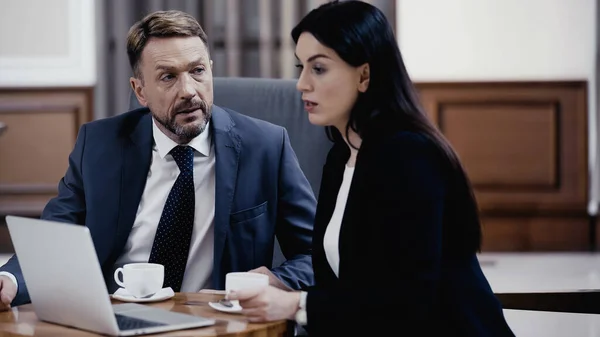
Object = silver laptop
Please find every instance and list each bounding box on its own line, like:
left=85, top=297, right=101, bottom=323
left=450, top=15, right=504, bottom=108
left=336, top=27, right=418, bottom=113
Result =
left=5, top=215, right=215, bottom=336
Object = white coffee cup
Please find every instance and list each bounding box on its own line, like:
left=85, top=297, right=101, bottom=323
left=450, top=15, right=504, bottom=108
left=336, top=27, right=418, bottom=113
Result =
left=114, top=263, right=164, bottom=298
left=225, top=272, right=269, bottom=307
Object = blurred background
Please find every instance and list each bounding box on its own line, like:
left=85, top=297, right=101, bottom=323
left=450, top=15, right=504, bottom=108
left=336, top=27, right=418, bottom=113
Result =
left=97, top=0, right=396, bottom=119
left=0, top=0, right=597, bottom=255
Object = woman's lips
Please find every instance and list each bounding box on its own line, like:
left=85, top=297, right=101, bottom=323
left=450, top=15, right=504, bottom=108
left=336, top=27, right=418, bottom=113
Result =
left=303, top=100, right=318, bottom=113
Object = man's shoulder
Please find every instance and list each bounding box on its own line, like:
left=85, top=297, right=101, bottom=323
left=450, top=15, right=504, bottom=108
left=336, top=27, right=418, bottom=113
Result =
left=217, top=105, right=284, bottom=137
left=82, top=108, right=150, bottom=135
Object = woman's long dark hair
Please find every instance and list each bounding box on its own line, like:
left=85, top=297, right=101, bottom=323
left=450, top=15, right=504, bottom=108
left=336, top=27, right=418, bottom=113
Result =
left=292, top=0, right=483, bottom=253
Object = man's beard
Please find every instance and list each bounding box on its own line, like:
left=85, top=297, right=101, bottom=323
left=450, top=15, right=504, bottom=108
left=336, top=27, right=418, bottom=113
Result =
left=152, top=99, right=211, bottom=141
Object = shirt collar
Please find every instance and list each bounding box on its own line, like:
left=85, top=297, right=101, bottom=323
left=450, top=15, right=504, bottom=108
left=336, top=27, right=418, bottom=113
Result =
left=152, top=118, right=212, bottom=158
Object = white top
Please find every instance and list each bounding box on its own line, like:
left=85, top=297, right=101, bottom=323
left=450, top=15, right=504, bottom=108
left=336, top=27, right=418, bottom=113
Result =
left=114, top=118, right=216, bottom=292
left=323, top=165, right=355, bottom=278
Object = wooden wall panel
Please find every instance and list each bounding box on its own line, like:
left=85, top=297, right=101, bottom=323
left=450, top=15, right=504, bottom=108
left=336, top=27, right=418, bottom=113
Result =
left=481, top=216, right=589, bottom=251
left=0, top=88, right=92, bottom=217
left=440, top=102, right=558, bottom=188
left=0, top=82, right=589, bottom=252
left=415, top=81, right=588, bottom=251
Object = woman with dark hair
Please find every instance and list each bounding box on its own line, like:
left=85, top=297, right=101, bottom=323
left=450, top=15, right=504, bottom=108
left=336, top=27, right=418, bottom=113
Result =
left=227, top=1, right=515, bottom=335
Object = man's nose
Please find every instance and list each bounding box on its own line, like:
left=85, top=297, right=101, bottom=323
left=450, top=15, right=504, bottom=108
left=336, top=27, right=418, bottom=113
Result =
left=178, top=75, right=197, bottom=100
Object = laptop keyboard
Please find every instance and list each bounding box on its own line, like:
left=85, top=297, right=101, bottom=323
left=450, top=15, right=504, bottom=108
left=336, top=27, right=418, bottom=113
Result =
left=115, top=314, right=167, bottom=331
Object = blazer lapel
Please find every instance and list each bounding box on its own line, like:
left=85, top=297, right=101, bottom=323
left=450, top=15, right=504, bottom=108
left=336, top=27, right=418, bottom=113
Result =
left=319, top=142, right=349, bottom=227
left=113, top=111, right=153, bottom=259
left=210, top=106, right=240, bottom=288
left=314, top=142, right=348, bottom=284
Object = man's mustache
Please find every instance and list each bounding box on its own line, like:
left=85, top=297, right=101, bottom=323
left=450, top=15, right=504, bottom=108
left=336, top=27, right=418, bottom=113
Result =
left=174, top=100, right=207, bottom=114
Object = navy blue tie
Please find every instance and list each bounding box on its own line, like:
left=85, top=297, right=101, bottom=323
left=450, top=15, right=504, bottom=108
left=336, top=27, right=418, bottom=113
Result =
left=148, top=145, right=195, bottom=292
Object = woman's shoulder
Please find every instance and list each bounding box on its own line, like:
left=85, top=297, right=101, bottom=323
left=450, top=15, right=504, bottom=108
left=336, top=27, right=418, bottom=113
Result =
left=388, top=130, right=434, bottom=147
left=368, top=130, right=441, bottom=161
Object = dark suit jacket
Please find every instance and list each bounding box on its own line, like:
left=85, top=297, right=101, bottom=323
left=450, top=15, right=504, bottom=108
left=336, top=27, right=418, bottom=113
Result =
left=2, top=106, right=317, bottom=306
left=304, top=126, right=515, bottom=336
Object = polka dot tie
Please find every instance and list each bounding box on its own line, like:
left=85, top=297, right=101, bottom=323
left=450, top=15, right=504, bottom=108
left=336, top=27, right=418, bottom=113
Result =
left=148, top=145, right=195, bottom=292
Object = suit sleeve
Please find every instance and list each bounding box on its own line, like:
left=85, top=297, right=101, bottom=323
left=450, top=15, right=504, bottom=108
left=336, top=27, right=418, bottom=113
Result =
left=305, top=134, right=446, bottom=335
left=41, top=124, right=88, bottom=224
left=0, top=124, right=88, bottom=306
left=270, top=128, right=317, bottom=290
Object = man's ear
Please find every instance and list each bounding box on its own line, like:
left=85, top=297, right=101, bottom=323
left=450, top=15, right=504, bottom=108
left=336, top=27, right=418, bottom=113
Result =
left=130, top=77, right=148, bottom=107
left=358, top=63, right=370, bottom=93
left=210, top=59, right=214, bottom=69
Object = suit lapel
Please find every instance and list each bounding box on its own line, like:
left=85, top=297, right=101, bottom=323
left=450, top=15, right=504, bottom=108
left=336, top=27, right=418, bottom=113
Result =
left=113, top=111, right=153, bottom=260
left=210, top=106, right=240, bottom=288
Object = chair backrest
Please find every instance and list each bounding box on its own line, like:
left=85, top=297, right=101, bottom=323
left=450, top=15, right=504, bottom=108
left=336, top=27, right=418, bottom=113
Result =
left=129, top=77, right=331, bottom=198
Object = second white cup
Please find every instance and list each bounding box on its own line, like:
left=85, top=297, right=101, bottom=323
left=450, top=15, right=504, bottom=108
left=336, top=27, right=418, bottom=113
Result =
left=225, top=272, right=269, bottom=307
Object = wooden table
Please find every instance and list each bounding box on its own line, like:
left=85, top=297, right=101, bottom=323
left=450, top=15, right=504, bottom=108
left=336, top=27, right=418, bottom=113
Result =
left=0, top=293, right=290, bottom=336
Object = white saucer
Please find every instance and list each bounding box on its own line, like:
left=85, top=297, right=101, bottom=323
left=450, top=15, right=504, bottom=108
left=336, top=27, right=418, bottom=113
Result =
left=111, top=287, right=175, bottom=303
left=208, top=301, right=243, bottom=314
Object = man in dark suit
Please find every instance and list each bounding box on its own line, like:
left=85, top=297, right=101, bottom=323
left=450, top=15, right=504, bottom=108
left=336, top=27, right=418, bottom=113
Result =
left=0, top=10, right=316, bottom=308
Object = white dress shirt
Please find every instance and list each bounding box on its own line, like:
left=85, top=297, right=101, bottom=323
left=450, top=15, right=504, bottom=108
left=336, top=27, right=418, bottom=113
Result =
left=323, top=165, right=354, bottom=278
left=114, top=118, right=216, bottom=292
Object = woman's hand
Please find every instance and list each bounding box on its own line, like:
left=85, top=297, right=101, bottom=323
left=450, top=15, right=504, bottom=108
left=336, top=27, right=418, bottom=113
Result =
left=247, top=266, right=293, bottom=291
left=226, top=285, right=300, bottom=322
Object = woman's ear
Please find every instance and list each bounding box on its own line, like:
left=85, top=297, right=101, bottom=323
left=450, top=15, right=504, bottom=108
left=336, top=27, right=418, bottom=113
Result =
left=358, top=63, right=370, bottom=93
